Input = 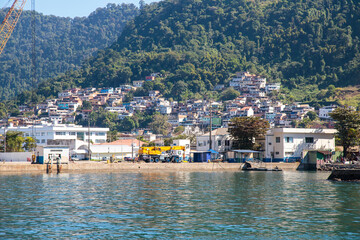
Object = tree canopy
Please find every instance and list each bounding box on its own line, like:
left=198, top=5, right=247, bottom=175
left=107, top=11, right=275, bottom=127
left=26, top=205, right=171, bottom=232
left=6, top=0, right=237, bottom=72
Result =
left=4, top=131, right=36, bottom=152
left=21, top=0, right=360, bottom=104
left=229, top=116, right=270, bottom=150
left=329, top=106, right=360, bottom=159
left=0, top=4, right=139, bottom=100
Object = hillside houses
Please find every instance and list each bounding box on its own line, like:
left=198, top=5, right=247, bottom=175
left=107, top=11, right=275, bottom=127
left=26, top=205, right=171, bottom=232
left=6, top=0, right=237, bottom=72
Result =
left=4, top=70, right=338, bottom=143
left=229, top=72, right=279, bottom=98
left=16, top=86, right=328, bottom=134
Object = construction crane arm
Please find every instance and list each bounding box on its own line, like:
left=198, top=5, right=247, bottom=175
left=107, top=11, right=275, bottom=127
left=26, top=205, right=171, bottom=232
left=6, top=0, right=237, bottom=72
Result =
left=0, top=0, right=27, bottom=56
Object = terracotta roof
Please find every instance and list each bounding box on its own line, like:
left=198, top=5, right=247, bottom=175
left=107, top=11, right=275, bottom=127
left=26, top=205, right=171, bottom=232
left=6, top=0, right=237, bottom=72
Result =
left=99, top=139, right=146, bottom=147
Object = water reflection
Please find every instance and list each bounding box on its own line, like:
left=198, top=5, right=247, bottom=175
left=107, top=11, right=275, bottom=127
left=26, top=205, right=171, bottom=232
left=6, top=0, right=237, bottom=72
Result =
left=0, top=171, right=359, bottom=239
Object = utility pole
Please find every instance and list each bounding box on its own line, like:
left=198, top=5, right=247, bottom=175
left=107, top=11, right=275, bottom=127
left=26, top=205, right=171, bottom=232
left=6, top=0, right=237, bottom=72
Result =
left=88, top=114, right=91, bottom=160
left=209, top=99, right=212, bottom=150
left=3, top=118, right=6, bottom=153
left=132, top=139, right=134, bottom=159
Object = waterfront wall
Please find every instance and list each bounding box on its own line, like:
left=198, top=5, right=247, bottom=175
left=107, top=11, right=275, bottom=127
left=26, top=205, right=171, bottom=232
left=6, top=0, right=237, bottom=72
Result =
left=0, top=153, right=33, bottom=162
left=0, top=161, right=300, bottom=173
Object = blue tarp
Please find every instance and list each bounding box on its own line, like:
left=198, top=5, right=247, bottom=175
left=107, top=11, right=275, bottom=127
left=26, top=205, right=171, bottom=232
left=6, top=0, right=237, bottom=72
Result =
left=208, top=149, right=219, bottom=154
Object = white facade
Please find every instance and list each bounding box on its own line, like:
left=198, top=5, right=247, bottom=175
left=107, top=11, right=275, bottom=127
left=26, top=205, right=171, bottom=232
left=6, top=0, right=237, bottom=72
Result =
left=159, top=105, right=172, bottom=115
left=2, top=123, right=109, bottom=150
left=196, top=128, right=233, bottom=152
left=133, top=80, right=144, bottom=88
left=105, top=106, right=126, bottom=113
left=265, top=128, right=336, bottom=161
left=36, top=146, right=70, bottom=164
left=265, top=83, right=281, bottom=92
left=319, top=106, right=337, bottom=120
left=90, top=144, right=136, bottom=160
left=172, top=139, right=191, bottom=157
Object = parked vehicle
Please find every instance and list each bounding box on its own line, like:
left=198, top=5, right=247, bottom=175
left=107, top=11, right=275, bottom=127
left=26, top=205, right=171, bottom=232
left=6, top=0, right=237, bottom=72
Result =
left=139, top=146, right=188, bottom=163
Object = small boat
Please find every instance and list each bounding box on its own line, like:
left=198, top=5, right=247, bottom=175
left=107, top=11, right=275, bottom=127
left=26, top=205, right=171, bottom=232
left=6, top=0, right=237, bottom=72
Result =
left=241, top=162, right=282, bottom=171
left=242, top=167, right=282, bottom=172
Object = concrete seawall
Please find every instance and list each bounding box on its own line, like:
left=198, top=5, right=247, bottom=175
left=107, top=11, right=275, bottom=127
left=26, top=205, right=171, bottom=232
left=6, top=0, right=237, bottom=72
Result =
left=0, top=161, right=300, bottom=173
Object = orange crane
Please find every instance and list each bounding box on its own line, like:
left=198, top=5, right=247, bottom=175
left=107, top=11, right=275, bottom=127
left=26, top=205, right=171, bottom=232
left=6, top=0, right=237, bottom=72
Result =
left=0, top=0, right=27, bottom=55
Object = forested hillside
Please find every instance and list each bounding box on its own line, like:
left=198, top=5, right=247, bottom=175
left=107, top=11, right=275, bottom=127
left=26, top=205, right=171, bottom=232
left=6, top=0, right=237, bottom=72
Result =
left=25, top=0, right=360, bottom=102
left=0, top=3, right=139, bottom=99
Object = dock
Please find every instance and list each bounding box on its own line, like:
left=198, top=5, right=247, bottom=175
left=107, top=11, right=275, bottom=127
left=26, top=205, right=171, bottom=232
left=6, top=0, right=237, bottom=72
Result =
left=0, top=161, right=300, bottom=173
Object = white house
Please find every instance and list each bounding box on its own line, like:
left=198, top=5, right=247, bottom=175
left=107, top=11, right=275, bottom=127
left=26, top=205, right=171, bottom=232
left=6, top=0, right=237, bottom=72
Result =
left=319, top=105, right=337, bottom=120
left=265, top=83, right=281, bottom=93
left=2, top=123, right=109, bottom=154
left=196, top=128, right=233, bottom=153
left=239, top=107, right=254, bottom=117
left=133, top=80, right=144, bottom=88
left=105, top=106, right=126, bottom=113
left=264, top=128, right=337, bottom=162
left=159, top=105, right=172, bottom=115
left=90, top=139, right=146, bottom=160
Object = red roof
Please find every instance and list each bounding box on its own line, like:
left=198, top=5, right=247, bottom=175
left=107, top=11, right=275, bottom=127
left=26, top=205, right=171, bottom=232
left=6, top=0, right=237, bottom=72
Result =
left=99, top=139, right=146, bottom=147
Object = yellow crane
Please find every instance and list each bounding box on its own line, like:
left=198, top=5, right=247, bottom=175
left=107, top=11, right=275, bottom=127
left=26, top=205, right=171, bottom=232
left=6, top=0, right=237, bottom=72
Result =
left=139, top=146, right=187, bottom=163
left=0, top=0, right=27, bottom=55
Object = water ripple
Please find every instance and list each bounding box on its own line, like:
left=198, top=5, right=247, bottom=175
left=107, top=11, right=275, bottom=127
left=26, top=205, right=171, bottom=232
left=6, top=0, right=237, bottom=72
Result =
left=1, top=171, right=360, bottom=239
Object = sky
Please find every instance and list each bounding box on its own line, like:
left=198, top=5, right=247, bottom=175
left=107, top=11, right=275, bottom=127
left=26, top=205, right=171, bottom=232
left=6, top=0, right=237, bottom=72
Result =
left=21, top=0, right=157, bottom=18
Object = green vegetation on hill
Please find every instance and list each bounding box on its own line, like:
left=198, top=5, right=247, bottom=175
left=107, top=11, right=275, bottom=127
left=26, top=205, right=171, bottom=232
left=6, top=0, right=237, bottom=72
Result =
left=14, top=0, right=360, bottom=104
left=0, top=3, right=139, bottom=99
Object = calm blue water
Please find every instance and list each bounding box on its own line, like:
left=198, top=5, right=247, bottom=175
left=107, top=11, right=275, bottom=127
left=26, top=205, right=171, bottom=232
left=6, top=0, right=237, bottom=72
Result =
left=0, top=171, right=360, bottom=239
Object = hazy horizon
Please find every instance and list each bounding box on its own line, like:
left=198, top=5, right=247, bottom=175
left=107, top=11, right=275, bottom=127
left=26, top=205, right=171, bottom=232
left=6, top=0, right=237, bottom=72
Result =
left=20, top=0, right=157, bottom=18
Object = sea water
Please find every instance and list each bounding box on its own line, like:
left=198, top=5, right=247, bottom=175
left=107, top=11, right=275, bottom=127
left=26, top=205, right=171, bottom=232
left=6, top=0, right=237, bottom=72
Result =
left=1, top=171, right=360, bottom=239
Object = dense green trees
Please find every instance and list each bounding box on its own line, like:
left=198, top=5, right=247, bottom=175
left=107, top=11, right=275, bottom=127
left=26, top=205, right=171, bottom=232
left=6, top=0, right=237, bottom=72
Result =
left=220, top=88, right=240, bottom=101
left=0, top=4, right=139, bottom=99
left=5, top=131, right=24, bottom=152
left=329, top=106, right=360, bottom=159
left=149, top=114, right=171, bottom=135
left=25, top=0, right=360, bottom=104
left=4, top=131, right=36, bottom=152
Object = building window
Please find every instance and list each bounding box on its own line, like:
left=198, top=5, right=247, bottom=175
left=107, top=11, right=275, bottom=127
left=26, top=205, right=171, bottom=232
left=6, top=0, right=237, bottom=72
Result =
left=285, top=137, right=293, bottom=143
left=218, top=140, right=221, bottom=146
left=305, top=137, right=314, bottom=143
left=285, top=152, right=294, bottom=157
left=225, top=140, right=230, bottom=146
left=69, top=132, right=76, bottom=136
left=41, top=139, right=46, bottom=143
left=276, top=152, right=279, bottom=155
left=269, top=142, right=272, bottom=145
left=95, top=132, right=106, bottom=136
left=41, top=132, right=45, bottom=136
left=55, top=132, right=66, bottom=136
left=276, top=137, right=280, bottom=143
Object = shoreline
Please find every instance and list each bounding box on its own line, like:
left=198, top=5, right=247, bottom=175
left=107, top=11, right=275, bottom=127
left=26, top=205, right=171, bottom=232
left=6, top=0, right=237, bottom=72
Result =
left=0, top=161, right=300, bottom=174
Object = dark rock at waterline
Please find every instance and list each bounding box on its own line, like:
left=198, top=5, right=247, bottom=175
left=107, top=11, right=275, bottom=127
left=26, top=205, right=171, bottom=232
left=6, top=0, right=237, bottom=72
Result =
left=328, top=169, right=360, bottom=181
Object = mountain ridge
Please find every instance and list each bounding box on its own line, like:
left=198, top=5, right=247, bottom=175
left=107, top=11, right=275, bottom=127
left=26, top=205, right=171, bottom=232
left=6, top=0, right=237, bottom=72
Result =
left=0, top=3, right=139, bottom=99
left=13, top=0, right=360, bottom=104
